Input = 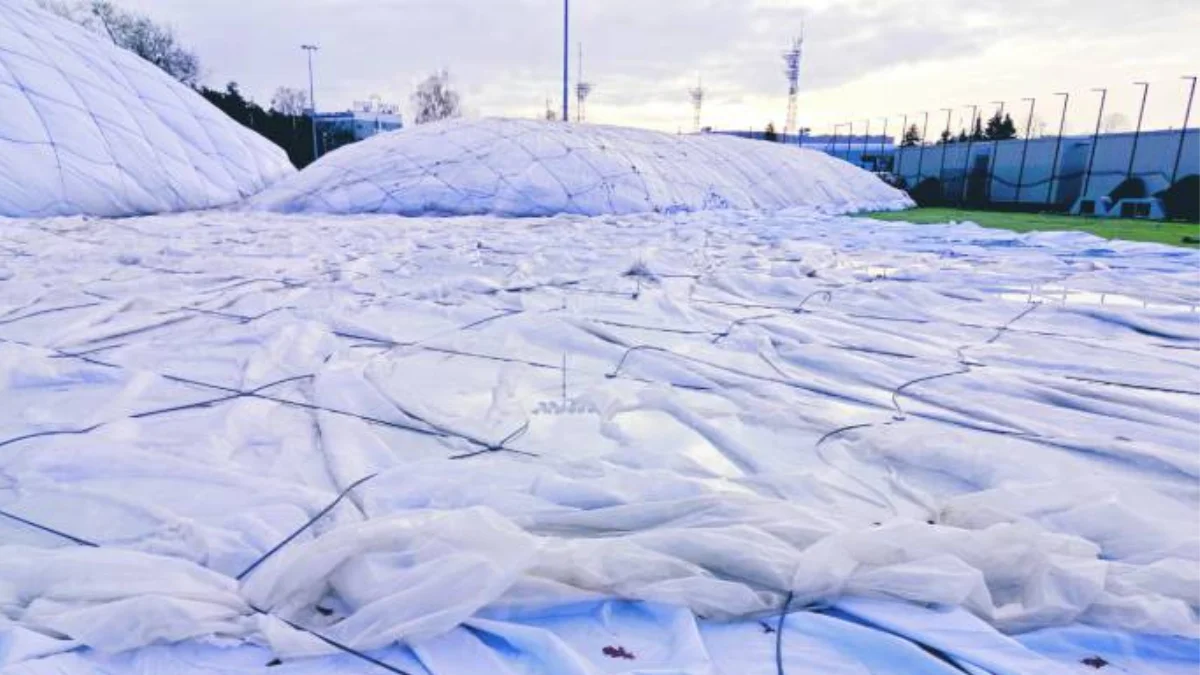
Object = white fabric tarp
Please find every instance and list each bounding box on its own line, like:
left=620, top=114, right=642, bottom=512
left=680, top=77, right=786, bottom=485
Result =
left=249, top=117, right=913, bottom=217
left=0, top=0, right=294, bottom=218
left=0, top=208, right=1197, bottom=673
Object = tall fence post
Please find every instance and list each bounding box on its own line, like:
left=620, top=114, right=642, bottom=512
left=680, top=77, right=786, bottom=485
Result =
left=1049, top=92, right=1070, bottom=207
left=1171, top=76, right=1197, bottom=186
left=1082, top=88, right=1107, bottom=203
left=1015, top=97, right=1037, bottom=205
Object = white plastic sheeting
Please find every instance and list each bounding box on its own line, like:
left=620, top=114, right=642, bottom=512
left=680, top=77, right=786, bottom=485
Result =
left=1, top=209, right=1197, bottom=674
left=0, top=0, right=294, bottom=218
left=249, top=117, right=913, bottom=217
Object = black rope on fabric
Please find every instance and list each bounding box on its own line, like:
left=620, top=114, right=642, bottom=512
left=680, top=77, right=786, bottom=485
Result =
left=775, top=591, right=795, bottom=675
left=236, top=472, right=380, bottom=581
left=248, top=605, right=418, bottom=675
left=0, top=507, right=100, bottom=547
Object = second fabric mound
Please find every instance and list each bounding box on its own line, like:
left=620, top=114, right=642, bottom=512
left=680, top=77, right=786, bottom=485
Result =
left=250, top=118, right=913, bottom=217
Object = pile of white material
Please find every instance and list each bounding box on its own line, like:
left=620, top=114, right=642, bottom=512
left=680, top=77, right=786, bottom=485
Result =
left=0, top=209, right=1197, bottom=674
left=249, top=117, right=912, bottom=216
left=0, top=0, right=294, bottom=218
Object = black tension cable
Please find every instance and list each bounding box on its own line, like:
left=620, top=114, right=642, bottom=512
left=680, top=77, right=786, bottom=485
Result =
left=236, top=472, right=380, bottom=581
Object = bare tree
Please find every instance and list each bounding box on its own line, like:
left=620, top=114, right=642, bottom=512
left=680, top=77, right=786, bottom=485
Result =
left=411, top=70, right=462, bottom=125
left=38, top=0, right=200, bottom=86
left=1102, top=113, right=1132, bottom=133
left=270, top=87, right=309, bottom=116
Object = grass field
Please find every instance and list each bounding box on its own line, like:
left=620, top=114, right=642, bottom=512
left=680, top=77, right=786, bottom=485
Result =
left=865, top=208, right=1200, bottom=248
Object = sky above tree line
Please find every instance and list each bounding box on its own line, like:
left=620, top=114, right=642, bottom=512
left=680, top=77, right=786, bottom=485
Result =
left=119, top=0, right=1200, bottom=138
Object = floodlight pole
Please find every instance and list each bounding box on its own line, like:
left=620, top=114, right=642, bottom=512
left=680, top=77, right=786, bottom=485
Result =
left=1172, top=76, right=1197, bottom=186
left=898, top=114, right=908, bottom=182
left=302, top=44, right=319, bottom=161
left=1049, top=92, right=1069, bottom=206
left=1015, top=97, right=1036, bottom=204
left=1082, top=88, right=1107, bottom=199
left=879, top=117, right=889, bottom=171
left=1127, top=82, right=1149, bottom=182
left=562, top=0, right=570, bottom=122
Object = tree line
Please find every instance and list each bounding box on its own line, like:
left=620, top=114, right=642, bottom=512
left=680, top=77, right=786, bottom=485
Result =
left=901, top=112, right=1020, bottom=147
left=37, top=0, right=462, bottom=168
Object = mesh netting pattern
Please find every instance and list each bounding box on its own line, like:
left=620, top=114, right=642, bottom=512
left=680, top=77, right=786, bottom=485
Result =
left=250, top=118, right=913, bottom=217
left=0, top=0, right=295, bottom=218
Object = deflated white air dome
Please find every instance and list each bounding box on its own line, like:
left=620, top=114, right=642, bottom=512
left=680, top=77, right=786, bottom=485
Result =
left=0, top=0, right=295, bottom=218
left=250, top=117, right=913, bottom=217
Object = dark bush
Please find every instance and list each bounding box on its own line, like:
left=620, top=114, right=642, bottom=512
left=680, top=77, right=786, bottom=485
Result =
left=1109, top=177, right=1148, bottom=203
left=1157, top=175, right=1199, bottom=223
left=908, top=178, right=944, bottom=207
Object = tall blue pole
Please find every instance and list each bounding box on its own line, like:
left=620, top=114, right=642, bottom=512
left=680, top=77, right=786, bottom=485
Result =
left=562, top=0, right=570, bottom=122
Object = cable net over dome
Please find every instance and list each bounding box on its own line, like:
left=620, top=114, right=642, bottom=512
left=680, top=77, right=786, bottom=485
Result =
left=251, top=117, right=912, bottom=217
left=0, top=0, right=295, bottom=218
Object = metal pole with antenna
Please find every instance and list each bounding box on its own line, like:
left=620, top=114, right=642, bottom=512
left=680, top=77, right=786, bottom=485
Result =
left=1082, top=89, right=1107, bottom=201
left=1127, top=81, right=1150, bottom=182
left=1171, top=76, right=1197, bottom=186
left=1015, top=97, right=1036, bottom=204
left=301, top=44, right=319, bottom=162
left=1049, top=92, right=1069, bottom=207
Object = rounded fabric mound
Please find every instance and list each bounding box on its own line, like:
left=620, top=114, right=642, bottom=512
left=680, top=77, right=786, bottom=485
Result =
left=251, top=117, right=912, bottom=217
left=0, top=0, right=295, bottom=218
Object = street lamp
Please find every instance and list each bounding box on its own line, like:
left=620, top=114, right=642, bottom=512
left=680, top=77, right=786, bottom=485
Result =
left=1082, top=88, right=1107, bottom=200
left=1172, top=76, right=1198, bottom=186
left=301, top=44, right=319, bottom=161
left=1127, top=81, right=1150, bottom=182
left=916, top=112, right=930, bottom=185
left=1015, top=97, right=1036, bottom=204
left=1049, top=92, right=1070, bottom=206
left=562, top=0, right=570, bottom=122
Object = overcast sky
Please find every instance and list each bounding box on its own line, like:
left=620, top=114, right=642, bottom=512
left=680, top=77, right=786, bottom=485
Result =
left=123, top=0, right=1200, bottom=137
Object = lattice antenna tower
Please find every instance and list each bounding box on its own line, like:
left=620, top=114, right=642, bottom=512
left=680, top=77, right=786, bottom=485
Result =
left=575, top=43, right=594, bottom=123
left=689, top=74, right=705, bottom=133
left=783, top=24, right=804, bottom=136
